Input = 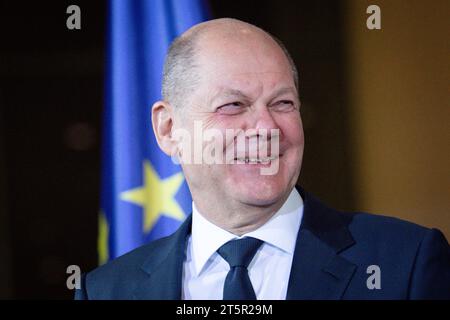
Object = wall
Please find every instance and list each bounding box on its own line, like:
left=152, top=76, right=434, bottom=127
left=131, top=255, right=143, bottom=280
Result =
left=345, top=0, right=450, bottom=238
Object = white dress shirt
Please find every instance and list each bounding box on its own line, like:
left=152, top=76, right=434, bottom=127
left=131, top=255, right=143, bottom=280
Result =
left=182, top=188, right=304, bottom=300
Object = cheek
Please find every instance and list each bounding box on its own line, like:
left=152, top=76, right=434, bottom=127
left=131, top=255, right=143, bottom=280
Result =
left=208, top=114, right=246, bottom=130
left=278, top=114, right=304, bottom=147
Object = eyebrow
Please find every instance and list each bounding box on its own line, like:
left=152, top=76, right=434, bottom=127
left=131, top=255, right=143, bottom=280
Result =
left=210, top=86, right=297, bottom=105
left=209, top=89, right=251, bottom=105
left=267, top=87, right=297, bottom=102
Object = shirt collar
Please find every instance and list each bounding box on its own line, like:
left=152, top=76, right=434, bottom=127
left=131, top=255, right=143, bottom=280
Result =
left=190, top=188, right=304, bottom=276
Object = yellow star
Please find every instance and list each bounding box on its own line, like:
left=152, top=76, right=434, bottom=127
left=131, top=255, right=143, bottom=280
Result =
left=120, top=160, right=185, bottom=232
left=97, top=210, right=109, bottom=265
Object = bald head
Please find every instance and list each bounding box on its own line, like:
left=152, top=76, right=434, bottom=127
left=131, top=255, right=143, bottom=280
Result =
left=162, top=18, right=298, bottom=108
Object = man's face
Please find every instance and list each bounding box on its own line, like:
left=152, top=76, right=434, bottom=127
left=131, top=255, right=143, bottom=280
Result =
left=175, top=31, right=304, bottom=210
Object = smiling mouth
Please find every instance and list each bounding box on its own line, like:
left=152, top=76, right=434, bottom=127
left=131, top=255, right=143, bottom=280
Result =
left=233, top=155, right=281, bottom=164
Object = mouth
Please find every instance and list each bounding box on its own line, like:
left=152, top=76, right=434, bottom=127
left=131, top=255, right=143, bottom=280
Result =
left=233, top=154, right=281, bottom=165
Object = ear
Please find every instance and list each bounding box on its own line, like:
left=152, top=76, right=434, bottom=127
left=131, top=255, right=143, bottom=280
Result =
left=151, top=100, right=177, bottom=157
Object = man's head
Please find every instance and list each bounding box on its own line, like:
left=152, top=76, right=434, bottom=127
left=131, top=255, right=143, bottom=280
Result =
left=161, top=19, right=299, bottom=110
left=152, top=18, right=304, bottom=233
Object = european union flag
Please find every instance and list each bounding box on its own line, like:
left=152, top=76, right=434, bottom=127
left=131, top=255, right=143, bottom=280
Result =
left=99, top=0, right=209, bottom=264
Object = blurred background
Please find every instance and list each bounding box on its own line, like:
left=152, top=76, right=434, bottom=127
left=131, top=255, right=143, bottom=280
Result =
left=0, top=0, right=449, bottom=299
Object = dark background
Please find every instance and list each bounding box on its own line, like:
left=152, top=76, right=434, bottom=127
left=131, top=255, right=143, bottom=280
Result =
left=0, top=0, right=399, bottom=299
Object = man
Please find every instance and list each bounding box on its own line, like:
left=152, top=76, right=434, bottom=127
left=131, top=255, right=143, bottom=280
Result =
left=76, top=18, right=450, bottom=299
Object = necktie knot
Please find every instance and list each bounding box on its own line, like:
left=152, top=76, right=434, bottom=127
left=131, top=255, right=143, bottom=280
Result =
left=217, top=237, right=263, bottom=268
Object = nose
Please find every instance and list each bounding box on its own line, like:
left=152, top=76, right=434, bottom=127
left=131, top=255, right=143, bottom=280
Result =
left=256, top=104, right=277, bottom=130
left=245, top=104, right=279, bottom=140
left=241, top=105, right=280, bottom=159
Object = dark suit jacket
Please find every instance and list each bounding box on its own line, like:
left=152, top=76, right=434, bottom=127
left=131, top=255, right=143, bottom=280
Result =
left=75, top=188, right=450, bottom=299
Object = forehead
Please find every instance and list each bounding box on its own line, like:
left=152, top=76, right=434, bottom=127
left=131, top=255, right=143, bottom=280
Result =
left=198, top=31, right=290, bottom=72
left=194, top=34, right=294, bottom=96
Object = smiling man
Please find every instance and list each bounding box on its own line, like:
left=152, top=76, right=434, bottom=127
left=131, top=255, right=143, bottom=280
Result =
left=76, top=18, right=450, bottom=300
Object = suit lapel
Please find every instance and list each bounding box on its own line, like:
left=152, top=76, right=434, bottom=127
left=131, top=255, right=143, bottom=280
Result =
left=286, top=188, right=357, bottom=299
left=132, top=215, right=192, bottom=300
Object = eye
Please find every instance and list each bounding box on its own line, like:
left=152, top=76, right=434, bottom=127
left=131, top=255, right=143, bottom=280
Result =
left=216, top=102, right=245, bottom=115
left=271, top=100, right=295, bottom=112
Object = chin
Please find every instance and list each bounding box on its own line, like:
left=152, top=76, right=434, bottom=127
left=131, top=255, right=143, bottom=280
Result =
left=225, top=158, right=300, bottom=208
left=233, top=178, right=286, bottom=207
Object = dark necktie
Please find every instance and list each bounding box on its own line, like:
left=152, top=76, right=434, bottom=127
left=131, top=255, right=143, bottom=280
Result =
left=217, top=237, right=263, bottom=300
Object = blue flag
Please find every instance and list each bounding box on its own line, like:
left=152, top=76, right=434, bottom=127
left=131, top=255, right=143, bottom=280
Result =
left=99, top=0, right=209, bottom=264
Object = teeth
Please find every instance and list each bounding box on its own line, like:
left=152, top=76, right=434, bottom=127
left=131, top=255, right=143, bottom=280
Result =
left=235, top=156, right=277, bottom=164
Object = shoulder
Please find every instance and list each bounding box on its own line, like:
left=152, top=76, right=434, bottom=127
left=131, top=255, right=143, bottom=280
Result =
left=348, top=211, right=431, bottom=244
left=301, top=188, right=438, bottom=250
left=344, top=211, right=450, bottom=298
left=77, top=215, right=192, bottom=299
left=92, top=235, right=172, bottom=276
left=80, top=235, right=173, bottom=299
left=341, top=209, right=449, bottom=258
left=340, top=209, right=449, bottom=270
left=303, top=187, right=448, bottom=263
